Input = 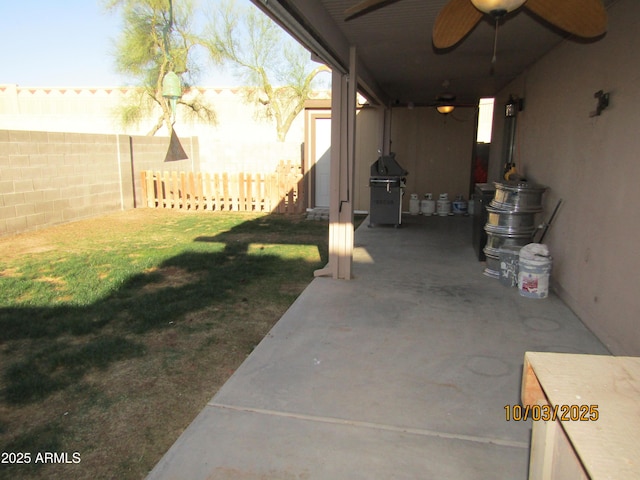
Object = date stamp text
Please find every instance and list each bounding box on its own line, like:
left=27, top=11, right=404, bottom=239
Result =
left=505, top=404, right=599, bottom=422
left=1, top=451, right=81, bottom=465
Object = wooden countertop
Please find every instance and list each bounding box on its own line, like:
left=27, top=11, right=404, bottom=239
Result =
left=522, top=351, right=640, bottom=479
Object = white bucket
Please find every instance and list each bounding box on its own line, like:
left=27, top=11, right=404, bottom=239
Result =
left=518, top=244, right=552, bottom=298
left=409, top=194, right=420, bottom=215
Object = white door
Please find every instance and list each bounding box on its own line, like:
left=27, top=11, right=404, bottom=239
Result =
left=314, top=117, right=331, bottom=208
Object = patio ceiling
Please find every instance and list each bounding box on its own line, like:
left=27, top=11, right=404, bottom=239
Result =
left=252, top=0, right=614, bottom=107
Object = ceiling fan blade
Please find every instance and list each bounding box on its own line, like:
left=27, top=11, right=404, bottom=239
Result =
left=525, top=0, right=607, bottom=38
left=344, top=0, right=403, bottom=21
left=432, top=0, right=483, bottom=49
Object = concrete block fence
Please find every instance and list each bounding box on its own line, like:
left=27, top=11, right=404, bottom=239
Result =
left=0, top=129, right=199, bottom=236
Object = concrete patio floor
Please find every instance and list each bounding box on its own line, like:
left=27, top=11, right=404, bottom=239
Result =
left=147, top=214, right=609, bottom=479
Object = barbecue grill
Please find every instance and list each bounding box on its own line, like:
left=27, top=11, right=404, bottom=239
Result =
left=369, top=153, right=408, bottom=227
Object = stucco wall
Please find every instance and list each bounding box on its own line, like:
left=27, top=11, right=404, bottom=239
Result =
left=489, top=0, right=640, bottom=354
left=0, top=130, right=198, bottom=237
left=0, top=85, right=328, bottom=174
left=351, top=105, right=477, bottom=213
left=353, top=107, right=385, bottom=212
left=389, top=106, right=476, bottom=212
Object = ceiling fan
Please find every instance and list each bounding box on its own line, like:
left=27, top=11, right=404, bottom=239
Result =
left=344, top=0, right=607, bottom=49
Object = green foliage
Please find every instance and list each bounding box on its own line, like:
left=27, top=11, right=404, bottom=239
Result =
left=113, top=87, right=155, bottom=130
left=104, top=0, right=219, bottom=135
left=204, top=0, right=331, bottom=141
left=105, top=0, right=328, bottom=139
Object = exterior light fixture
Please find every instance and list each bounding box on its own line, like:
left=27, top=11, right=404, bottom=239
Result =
left=590, top=90, right=609, bottom=117
left=162, top=71, right=182, bottom=123
left=470, top=0, right=526, bottom=15
left=437, top=105, right=455, bottom=114
left=436, top=89, right=456, bottom=114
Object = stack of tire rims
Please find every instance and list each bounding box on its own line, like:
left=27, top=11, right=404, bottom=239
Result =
left=483, top=181, right=547, bottom=278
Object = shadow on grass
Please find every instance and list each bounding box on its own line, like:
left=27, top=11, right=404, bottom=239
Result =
left=0, top=214, right=328, bottom=407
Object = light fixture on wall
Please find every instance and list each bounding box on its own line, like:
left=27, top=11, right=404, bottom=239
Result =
left=590, top=90, right=610, bottom=117
left=505, top=94, right=524, bottom=117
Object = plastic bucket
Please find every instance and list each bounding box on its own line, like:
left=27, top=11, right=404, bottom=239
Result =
left=518, top=254, right=552, bottom=298
left=499, top=246, right=520, bottom=287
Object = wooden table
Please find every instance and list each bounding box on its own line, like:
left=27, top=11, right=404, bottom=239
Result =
left=521, top=351, right=640, bottom=479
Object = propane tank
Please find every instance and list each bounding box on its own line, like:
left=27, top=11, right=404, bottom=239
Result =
left=452, top=194, right=468, bottom=215
left=409, top=193, right=420, bottom=215
left=437, top=193, right=451, bottom=216
left=420, top=193, right=435, bottom=215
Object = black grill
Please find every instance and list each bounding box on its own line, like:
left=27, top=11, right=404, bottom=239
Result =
left=369, top=153, right=408, bottom=227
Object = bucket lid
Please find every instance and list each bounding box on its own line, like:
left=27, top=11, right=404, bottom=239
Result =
left=519, top=243, right=550, bottom=260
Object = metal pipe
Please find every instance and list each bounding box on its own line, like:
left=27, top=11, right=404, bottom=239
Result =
left=538, top=199, right=563, bottom=243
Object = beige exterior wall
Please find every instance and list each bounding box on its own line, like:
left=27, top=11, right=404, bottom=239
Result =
left=489, top=0, right=640, bottom=354
left=352, top=106, right=477, bottom=212
left=390, top=106, right=476, bottom=211
left=353, top=107, right=384, bottom=212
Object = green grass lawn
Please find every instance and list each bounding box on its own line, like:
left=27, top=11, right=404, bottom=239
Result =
left=0, top=209, right=332, bottom=479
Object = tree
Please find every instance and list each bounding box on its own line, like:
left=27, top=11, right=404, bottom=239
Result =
left=104, top=0, right=220, bottom=135
left=204, top=0, right=330, bottom=142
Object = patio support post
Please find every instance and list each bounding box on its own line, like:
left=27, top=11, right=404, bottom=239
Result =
left=315, top=47, right=358, bottom=280
left=383, top=107, right=392, bottom=155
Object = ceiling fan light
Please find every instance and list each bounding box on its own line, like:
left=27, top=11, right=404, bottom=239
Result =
left=470, top=0, right=526, bottom=15
left=437, top=105, right=455, bottom=114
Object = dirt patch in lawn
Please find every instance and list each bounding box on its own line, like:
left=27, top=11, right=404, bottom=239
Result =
left=0, top=209, right=328, bottom=480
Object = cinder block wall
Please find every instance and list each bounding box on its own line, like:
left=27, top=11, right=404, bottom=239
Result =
left=0, top=129, right=199, bottom=236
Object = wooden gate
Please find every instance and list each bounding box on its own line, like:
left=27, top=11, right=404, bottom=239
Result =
left=140, top=160, right=305, bottom=214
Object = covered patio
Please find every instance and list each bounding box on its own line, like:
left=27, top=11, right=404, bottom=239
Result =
left=147, top=215, right=608, bottom=479
left=148, top=0, right=640, bottom=476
